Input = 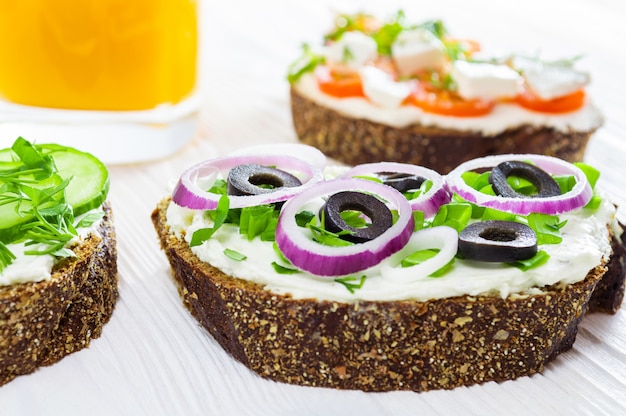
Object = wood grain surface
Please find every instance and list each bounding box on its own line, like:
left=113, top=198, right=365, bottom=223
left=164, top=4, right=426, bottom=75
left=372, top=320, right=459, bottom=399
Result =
left=1, top=1, right=625, bottom=414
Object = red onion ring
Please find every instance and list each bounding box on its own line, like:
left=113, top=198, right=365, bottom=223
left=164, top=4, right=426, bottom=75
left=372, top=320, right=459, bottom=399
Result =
left=380, top=226, right=458, bottom=282
left=275, top=178, right=415, bottom=277
left=445, top=154, right=592, bottom=215
left=341, top=162, right=451, bottom=217
left=172, top=154, right=324, bottom=209
left=227, top=143, right=327, bottom=171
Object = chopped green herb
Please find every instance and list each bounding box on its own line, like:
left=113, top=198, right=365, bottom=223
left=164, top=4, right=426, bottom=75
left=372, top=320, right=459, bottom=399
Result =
left=295, top=210, right=315, bottom=227
left=480, top=207, right=517, bottom=222
left=412, top=210, right=426, bottom=231
left=75, top=210, right=105, bottom=228
left=271, top=261, right=299, bottom=274
left=340, top=210, right=368, bottom=228
left=0, top=138, right=92, bottom=270
left=353, top=175, right=382, bottom=184
left=400, top=248, right=455, bottom=277
left=404, top=179, right=433, bottom=200
left=190, top=193, right=230, bottom=247
left=584, top=195, right=602, bottom=210
left=574, top=162, right=600, bottom=189
left=371, top=11, right=405, bottom=55
left=239, top=204, right=277, bottom=241
left=272, top=242, right=292, bottom=265
left=509, top=250, right=550, bottom=271
left=526, top=213, right=567, bottom=245
left=308, top=222, right=354, bottom=247
left=207, top=179, right=227, bottom=195
left=335, top=275, right=367, bottom=293
left=431, top=203, right=472, bottom=232
left=287, top=44, right=325, bottom=84
left=553, top=175, right=577, bottom=194
left=224, top=248, right=247, bottom=261
left=0, top=241, right=16, bottom=270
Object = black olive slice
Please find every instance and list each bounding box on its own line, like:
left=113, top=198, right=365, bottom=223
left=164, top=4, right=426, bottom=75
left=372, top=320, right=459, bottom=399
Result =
left=227, top=164, right=302, bottom=196
left=379, top=172, right=426, bottom=193
left=321, top=191, right=393, bottom=243
left=458, top=220, right=538, bottom=262
left=488, top=160, right=561, bottom=198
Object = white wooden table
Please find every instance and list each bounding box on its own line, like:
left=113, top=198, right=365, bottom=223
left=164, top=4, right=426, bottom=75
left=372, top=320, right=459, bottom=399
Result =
left=2, top=1, right=625, bottom=414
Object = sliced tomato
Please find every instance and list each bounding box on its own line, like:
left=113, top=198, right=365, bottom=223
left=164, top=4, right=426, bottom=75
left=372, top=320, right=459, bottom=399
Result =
left=315, top=65, right=364, bottom=98
left=406, top=82, right=494, bottom=117
left=515, top=88, right=586, bottom=114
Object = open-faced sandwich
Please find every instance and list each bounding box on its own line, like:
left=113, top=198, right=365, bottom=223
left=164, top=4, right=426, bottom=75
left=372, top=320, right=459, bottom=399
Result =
left=288, top=11, right=603, bottom=173
left=152, top=144, right=624, bottom=392
left=0, top=137, right=117, bottom=386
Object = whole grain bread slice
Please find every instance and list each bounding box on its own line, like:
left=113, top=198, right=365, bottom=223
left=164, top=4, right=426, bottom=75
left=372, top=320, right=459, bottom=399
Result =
left=152, top=198, right=624, bottom=392
left=290, top=87, right=597, bottom=174
left=0, top=203, right=118, bottom=386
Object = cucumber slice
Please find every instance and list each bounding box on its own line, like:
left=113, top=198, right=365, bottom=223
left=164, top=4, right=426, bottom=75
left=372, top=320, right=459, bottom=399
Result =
left=0, top=143, right=109, bottom=242
left=42, top=146, right=110, bottom=216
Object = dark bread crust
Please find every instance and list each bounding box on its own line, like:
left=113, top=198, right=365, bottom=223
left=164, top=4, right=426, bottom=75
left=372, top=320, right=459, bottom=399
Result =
left=0, top=203, right=118, bottom=386
left=152, top=198, right=624, bottom=392
left=290, top=87, right=596, bottom=174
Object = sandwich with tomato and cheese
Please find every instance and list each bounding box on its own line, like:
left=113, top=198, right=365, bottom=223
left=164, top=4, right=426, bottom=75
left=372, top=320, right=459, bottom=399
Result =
left=288, top=11, right=602, bottom=173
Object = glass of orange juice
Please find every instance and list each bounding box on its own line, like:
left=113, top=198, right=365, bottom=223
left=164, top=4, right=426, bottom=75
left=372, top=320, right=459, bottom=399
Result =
left=0, top=0, right=199, bottom=163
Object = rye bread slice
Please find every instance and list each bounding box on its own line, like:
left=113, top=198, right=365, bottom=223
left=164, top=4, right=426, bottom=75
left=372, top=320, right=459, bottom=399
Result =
left=152, top=198, right=624, bottom=392
left=0, top=203, right=118, bottom=386
left=290, top=87, right=597, bottom=174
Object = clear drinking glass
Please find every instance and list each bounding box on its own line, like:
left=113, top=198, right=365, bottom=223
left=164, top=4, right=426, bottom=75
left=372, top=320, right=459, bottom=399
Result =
left=0, top=0, right=199, bottom=164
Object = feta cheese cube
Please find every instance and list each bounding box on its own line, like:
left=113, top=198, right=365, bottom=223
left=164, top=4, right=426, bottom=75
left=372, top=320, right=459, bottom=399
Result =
left=522, top=64, right=590, bottom=100
left=451, top=61, right=522, bottom=100
left=326, top=31, right=378, bottom=69
left=392, top=29, right=446, bottom=76
left=360, top=66, right=412, bottom=108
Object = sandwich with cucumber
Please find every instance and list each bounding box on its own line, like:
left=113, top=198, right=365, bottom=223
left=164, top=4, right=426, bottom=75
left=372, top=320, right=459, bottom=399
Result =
left=0, top=137, right=117, bottom=386
left=152, top=144, right=624, bottom=392
left=288, top=11, right=602, bottom=173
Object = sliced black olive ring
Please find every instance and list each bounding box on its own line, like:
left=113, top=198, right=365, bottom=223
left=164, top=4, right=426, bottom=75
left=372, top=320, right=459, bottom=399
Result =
left=458, top=220, right=538, bottom=263
left=379, top=172, right=426, bottom=193
left=488, top=160, right=561, bottom=198
left=227, top=163, right=302, bottom=196
left=321, top=191, right=393, bottom=244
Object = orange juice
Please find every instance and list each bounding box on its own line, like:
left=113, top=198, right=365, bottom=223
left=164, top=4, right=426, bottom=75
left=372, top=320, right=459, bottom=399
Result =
left=0, top=0, right=197, bottom=111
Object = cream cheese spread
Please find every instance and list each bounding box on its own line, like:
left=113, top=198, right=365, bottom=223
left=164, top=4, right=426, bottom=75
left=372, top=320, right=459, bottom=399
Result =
left=166, top=195, right=617, bottom=303
left=293, top=73, right=604, bottom=135
left=0, top=208, right=104, bottom=287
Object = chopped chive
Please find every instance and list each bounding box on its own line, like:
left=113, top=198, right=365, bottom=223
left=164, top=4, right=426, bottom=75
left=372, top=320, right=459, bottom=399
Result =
left=224, top=248, right=247, bottom=261
left=271, top=261, right=299, bottom=274
left=509, top=250, right=550, bottom=271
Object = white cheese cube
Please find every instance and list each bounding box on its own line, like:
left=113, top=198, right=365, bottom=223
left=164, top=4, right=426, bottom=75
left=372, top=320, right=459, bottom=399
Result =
left=360, top=66, right=412, bottom=108
left=451, top=61, right=522, bottom=100
left=522, top=65, right=589, bottom=100
left=325, top=31, right=378, bottom=69
left=391, top=29, right=446, bottom=76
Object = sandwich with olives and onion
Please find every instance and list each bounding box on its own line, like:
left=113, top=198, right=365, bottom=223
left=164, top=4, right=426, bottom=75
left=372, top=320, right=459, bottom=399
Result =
left=152, top=144, right=624, bottom=392
left=0, top=137, right=117, bottom=386
left=288, top=11, right=602, bottom=173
